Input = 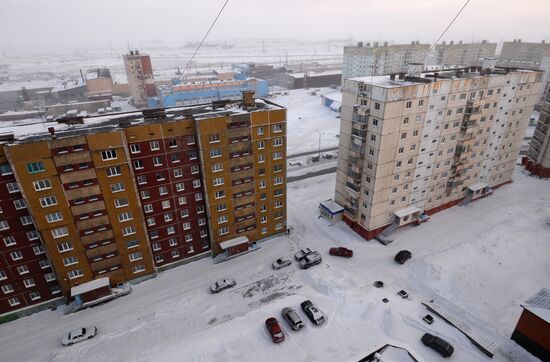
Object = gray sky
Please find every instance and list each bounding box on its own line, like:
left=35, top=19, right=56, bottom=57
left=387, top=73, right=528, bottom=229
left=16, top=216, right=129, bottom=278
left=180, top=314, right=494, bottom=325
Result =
left=1, top=0, right=549, bottom=53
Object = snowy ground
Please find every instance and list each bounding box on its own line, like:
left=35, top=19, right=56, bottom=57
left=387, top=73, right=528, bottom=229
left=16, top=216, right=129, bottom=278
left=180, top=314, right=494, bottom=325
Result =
left=0, top=167, right=548, bottom=362
left=271, top=88, right=342, bottom=155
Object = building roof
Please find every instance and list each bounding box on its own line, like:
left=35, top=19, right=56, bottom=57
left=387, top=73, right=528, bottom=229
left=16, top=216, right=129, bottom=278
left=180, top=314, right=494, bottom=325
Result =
left=71, top=277, right=110, bottom=297
left=219, top=236, right=249, bottom=250
left=522, top=288, right=550, bottom=323
left=288, top=70, right=342, bottom=79
left=322, top=92, right=342, bottom=103
left=394, top=206, right=421, bottom=218
left=320, top=199, right=344, bottom=214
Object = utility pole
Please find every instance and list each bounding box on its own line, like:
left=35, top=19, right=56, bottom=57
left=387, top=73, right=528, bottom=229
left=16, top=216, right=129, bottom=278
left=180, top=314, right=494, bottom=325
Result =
left=318, top=132, right=323, bottom=159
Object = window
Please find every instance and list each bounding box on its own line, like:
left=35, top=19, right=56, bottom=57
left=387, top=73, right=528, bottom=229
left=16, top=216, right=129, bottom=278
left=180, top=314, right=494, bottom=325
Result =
left=140, top=190, right=150, bottom=199
left=215, top=190, right=225, bottom=199
left=33, top=179, right=52, bottom=191
left=258, top=140, right=265, bottom=149
left=213, top=177, right=224, bottom=186
left=68, top=269, right=84, bottom=280
left=209, top=133, right=220, bottom=143
left=167, top=138, right=178, bottom=148
left=46, top=212, right=63, bottom=223
left=219, top=226, right=229, bottom=236
left=27, top=231, right=39, bottom=241
left=405, top=101, right=412, bottom=109
left=197, top=205, right=205, bottom=213
left=257, top=127, right=264, bottom=135
left=273, top=138, right=283, bottom=147
left=114, top=198, right=129, bottom=208
left=0, top=270, right=7, bottom=281
left=161, top=200, right=171, bottom=209
left=23, top=278, right=35, bottom=288
left=374, top=102, right=381, bottom=110
left=216, top=203, right=227, bottom=212
left=192, top=179, right=201, bottom=188
left=190, top=165, right=199, bottom=174
left=27, top=162, right=45, bottom=174
left=132, top=264, right=145, bottom=274
left=118, top=212, right=133, bottom=222
left=0, top=220, right=9, bottom=231
left=259, top=180, right=266, bottom=189
left=274, top=177, right=283, bottom=185
left=188, top=150, right=198, bottom=160
left=34, top=246, right=46, bottom=256
left=185, top=234, right=193, bottom=242
left=57, top=241, right=73, bottom=253
left=370, top=134, right=376, bottom=142
left=39, top=259, right=50, bottom=269
left=153, top=156, right=163, bottom=167
left=128, top=251, right=143, bottom=261
left=261, top=216, right=267, bottom=224
left=52, top=227, right=69, bottom=239
left=130, top=144, right=140, bottom=153
left=122, top=226, right=136, bottom=236
left=101, top=149, right=117, bottom=161
left=8, top=297, right=20, bottom=306
left=63, top=256, right=78, bottom=266
left=212, top=163, right=223, bottom=172
left=210, top=148, right=222, bottom=158
left=170, top=154, right=180, bottom=163
left=164, top=213, right=173, bottom=222
left=372, top=119, right=379, bottom=127
left=6, top=182, right=20, bottom=193
left=274, top=200, right=283, bottom=208
left=167, top=226, right=175, bottom=235
left=198, top=218, right=206, bottom=226
left=134, top=160, right=144, bottom=169
left=187, top=135, right=196, bottom=145
left=12, top=199, right=25, bottom=211
left=258, top=154, right=265, bottom=163
left=218, top=215, right=228, bottom=224
left=273, top=151, right=283, bottom=160
left=3, top=236, right=15, bottom=247
left=159, top=186, right=168, bottom=195
left=272, top=124, right=283, bottom=133
left=195, top=193, right=203, bottom=201
left=45, top=272, right=56, bottom=282
left=110, top=182, right=125, bottom=193
left=150, top=140, right=160, bottom=151
left=17, top=265, right=29, bottom=275
left=178, top=196, right=187, bottom=205
left=403, top=117, right=409, bottom=125
left=2, top=284, right=14, bottom=294
left=183, top=221, right=191, bottom=230
left=106, top=165, right=121, bottom=177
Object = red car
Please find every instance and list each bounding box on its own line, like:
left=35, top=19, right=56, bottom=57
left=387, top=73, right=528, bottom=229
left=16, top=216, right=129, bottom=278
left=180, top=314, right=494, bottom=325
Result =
left=265, top=317, right=285, bottom=343
left=329, top=247, right=353, bottom=258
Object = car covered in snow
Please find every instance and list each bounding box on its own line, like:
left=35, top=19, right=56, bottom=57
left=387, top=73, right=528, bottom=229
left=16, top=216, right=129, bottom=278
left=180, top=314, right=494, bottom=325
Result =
left=299, top=251, right=322, bottom=269
left=397, top=290, right=409, bottom=299
left=294, top=248, right=313, bottom=261
left=210, top=278, right=236, bottom=294
left=394, top=250, right=412, bottom=264
left=421, top=333, right=454, bottom=357
left=62, top=326, right=97, bottom=346
left=272, top=257, right=292, bottom=270
left=300, top=300, right=326, bottom=326
left=265, top=317, right=285, bottom=343
left=329, top=247, right=353, bottom=258
left=282, top=307, right=304, bottom=330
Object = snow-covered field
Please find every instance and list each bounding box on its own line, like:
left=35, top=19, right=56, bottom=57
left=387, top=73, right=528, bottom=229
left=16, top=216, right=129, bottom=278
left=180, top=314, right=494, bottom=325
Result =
left=0, top=167, right=548, bottom=362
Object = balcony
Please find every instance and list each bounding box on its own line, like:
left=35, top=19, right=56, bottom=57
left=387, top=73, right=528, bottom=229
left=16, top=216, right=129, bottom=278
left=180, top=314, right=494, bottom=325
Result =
left=351, top=129, right=367, bottom=140
left=230, top=149, right=252, bottom=159
left=353, top=105, right=370, bottom=117
left=232, top=176, right=254, bottom=186
left=235, top=213, right=255, bottom=222
left=233, top=188, right=254, bottom=198
left=461, top=120, right=476, bottom=131
left=346, top=182, right=360, bottom=192
left=228, top=135, right=251, bottom=144
left=227, top=121, right=250, bottom=129
left=344, top=206, right=357, bottom=217
left=234, top=201, right=255, bottom=211
left=231, top=163, right=253, bottom=172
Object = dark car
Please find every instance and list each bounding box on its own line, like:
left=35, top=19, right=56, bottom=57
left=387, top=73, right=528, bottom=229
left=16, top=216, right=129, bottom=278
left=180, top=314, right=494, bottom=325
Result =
left=329, top=247, right=353, bottom=258
left=265, top=317, right=285, bottom=343
left=421, top=333, right=454, bottom=357
left=300, top=300, right=326, bottom=326
left=394, top=250, right=412, bottom=264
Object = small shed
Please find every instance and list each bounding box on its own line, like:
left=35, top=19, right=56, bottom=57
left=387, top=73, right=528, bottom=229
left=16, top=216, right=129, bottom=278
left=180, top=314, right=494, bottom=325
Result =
left=511, top=288, right=550, bottom=361
left=70, top=277, right=111, bottom=305
left=393, top=206, right=421, bottom=226
left=468, top=182, right=492, bottom=200
left=319, top=199, right=344, bottom=225
left=321, top=92, right=342, bottom=112
left=219, top=236, right=250, bottom=257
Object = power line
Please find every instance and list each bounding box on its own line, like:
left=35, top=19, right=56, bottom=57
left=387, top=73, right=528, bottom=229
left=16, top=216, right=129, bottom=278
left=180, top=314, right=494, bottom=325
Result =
left=431, top=0, right=471, bottom=50
left=176, top=0, right=230, bottom=82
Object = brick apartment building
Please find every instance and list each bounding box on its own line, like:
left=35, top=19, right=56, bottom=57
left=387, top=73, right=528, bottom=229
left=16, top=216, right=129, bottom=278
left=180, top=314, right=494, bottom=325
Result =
left=0, top=93, right=286, bottom=316
left=335, top=62, right=542, bottom=240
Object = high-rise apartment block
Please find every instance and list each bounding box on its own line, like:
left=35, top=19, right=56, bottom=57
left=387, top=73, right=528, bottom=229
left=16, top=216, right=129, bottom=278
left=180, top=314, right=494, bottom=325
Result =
left=429, top=40, right=497, bottom=67
left=0, top=94, right=286, bottom=315
left=498, top=40, right=550, bottom=69
left=343, top=42, right=430, bottom=79
left=123, top=50, right=156, bottom=107
left=335, top=64, right=542, bottom=240
left=523, top=87, right=550, bottom=177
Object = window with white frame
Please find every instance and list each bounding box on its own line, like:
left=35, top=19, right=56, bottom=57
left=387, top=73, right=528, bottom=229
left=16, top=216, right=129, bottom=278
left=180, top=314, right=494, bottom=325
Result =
left=273, top=138, right=283, bottom=147
left=274, top=200, right=283, bottom=208
left=33, top=179, right=51, bottom=191
left=46, top=212, right=63, bottom=223
left=129, top=252, right=142, bottom=261
left=122, top=225, right=136, bottom=236
left=167, top=226, right=175, bottom=235
left=198, top=217, right=206, bottom=226
left=214, top=190, right=225, bottom=199
left=273, top=151, right=283, bottom=160
left=178, top=196, right=187, bottom=205
left=153, top=156, right=163, bottom=167
left=272, top=124, right=283, bottom=133
left=169, top=238, right=177, bottom=246
left=168, top=138, right=177, bottom=148
left=118, top=212, right=133, bottom=222
left=182, top=221, right=191, bottom=230
left=17, top=265, right=28, bottom=275
left=273, top=177, right=283, bottom=185
left=2, top=284, right=14, bottom=294
left=217, top=215, right=228, bottom=224
left=140, top=190, right=150, bottom=199
left=146, top=217, right=156, bottom=226
left=63, top=256, right=78, bottom=266
left=258, top=140, right=265, bottom=149
left=106, top=165, right=121, bottom=177
left=13, top=199, right=26, bottom=210
left=6, top=182, right=19, bottom=193
left=149, top=140, right=160, bottom=151
left=161, top=200, right=171, bottom=209
left=258, top=154, right=265, bottom=163
left=164, top=213, right=173, bottom=222
left=212, top=163, right=223, bottom=172
left=134, top=160, right=144, bottom=169
left=210, top=148, right=222, bottom=158
left=114, top=197, right=129, bottom=208
left=219, top=226, right=229, bottom=235
left=3, top=236, right=16, bottom=247
left=101, top=149, right=117, bottom=161
left=159, top=186, right=168, bottom=195
left=68, top=269, right=84, bottom=280
left=8, top=297, right=19, bottom=306
left=27, top=230, right=39, bottom=241
left=192, top=179, right=201, bottom=188
left=216, top=203, right=227, bottom=212
left=209, top=133, right=220, bottom=143
left=190, top=165, right=199, bottom=174
left=195, top=193, right=203, bottom=201
left=110, top=182, right=125, bottom=193
left=51, top=227, right=68, bottom=239
left=185, top=234, right=193, bottom=242
left=0, top=270, right=6, bottom=280
left=57, top=241, right=73, bottom=253
left=40, top=196, right=57, bottom=208
left=23, top=278, right=35, bottom=288
left=130, top=143, right=140, bottom=153
left=213, top=177, right=224, bottom=186
left=173, top=168, right=183, bottom=178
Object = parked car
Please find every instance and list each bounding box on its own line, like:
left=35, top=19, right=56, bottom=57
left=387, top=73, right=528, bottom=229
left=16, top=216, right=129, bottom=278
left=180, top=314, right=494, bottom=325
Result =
left=265, top=317, right=285, bottom=343
left=423, top=314, right=434, bottom=324
left=299, top=251, right=322, bottom=269
left=282, top=307, right=304, bottom=330
left=294, top=248, right=313, bottom=261
left=272, top=257, right=292, bottom=270
left=394, top=250, right=412, bottom=264
left=397, top=290, right=409, bottom=299
left=329, top=247, right=353, bottom=258
left=62, top=326, right=97, bottom=346
left=421, top=333, right=454, bottom=357
left=210, top=278, right=236, bottom=294
left=300, top=300, right=326, bottom=326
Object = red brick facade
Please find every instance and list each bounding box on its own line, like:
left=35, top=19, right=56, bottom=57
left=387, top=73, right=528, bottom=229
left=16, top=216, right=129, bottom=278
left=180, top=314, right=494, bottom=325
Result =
left=521, top=156, right=550, bottom=178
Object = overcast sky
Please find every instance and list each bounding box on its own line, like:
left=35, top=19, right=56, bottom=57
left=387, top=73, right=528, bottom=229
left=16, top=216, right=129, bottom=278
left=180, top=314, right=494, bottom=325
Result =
left=1, top=0, right=549, bottom=53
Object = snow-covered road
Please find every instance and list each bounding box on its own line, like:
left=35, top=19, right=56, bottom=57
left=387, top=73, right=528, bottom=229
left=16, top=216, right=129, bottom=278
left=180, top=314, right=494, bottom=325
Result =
left=0, top=168, right=547, bottom=362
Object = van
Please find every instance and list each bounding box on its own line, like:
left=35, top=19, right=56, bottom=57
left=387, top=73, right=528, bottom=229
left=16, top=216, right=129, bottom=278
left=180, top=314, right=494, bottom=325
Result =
left=299, top=251, right=322, bottom=269
left=282, top=307, right=304, bottom=330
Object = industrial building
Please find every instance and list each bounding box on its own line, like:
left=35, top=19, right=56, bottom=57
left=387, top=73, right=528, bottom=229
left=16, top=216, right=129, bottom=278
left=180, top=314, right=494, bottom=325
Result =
left=335, top=62, right=542, bottom=241
left=522, top=86, right=550, bottom=177
left=511, top=288, right=550, bottom=361
left=274, top=70, right=342, bottom=89
left=342, top=42, right=430, bottom=79
left=123, top=50, right=156, bottom=107
left=151, top=78, right=268, bottom=108
left=429, top=40, right=497, bottom=67
left=0, top=92, right=286, bottom=316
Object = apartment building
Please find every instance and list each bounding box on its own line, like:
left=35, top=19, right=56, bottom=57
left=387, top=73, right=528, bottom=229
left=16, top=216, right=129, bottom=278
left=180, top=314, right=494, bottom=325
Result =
left=123, top=50, right=156, bottom=107
left=195, top=92, right=287, bottom=256
left=0, top=93, right=286, bottom=315
left=429, top=40, right=497, bottom=67
left=335, top=64, right=542, bottom=240
left=523, top=87, right=550, bottom=177
left=0, top=148, right=62, bottom=315
left=498, top=40, right=550, bottom=69
left=343, top=42, right=430, bottom=79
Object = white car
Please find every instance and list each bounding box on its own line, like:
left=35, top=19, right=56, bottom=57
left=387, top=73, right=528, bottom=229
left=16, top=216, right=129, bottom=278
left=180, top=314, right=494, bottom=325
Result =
left=294, top=248, right=313, bottom=261
left=272, top=257, right=291, bottom=270
left=62, top=326, right=97, bottom=346
left=210, top=278, right=236, bottom=294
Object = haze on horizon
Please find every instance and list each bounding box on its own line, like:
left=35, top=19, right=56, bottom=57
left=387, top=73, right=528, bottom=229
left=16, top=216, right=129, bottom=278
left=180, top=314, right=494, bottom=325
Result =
left=0, top=0, right=549, bottom=54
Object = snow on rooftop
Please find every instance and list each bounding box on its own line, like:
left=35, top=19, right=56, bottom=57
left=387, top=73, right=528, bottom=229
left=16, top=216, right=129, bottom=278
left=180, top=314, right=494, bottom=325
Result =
left=70, top=277, right=110, bottom=297
left=320, top=199, right=344, bottom=214
left=394, top=206, right=421, bottom=218
left=322, top=92, right=342, bottom=103
left=469, top=182, right=488, bottom=192
left=219, top=236, right=249, bottom=250
left=522, top=288, right=550, bottom=323
left=288, top=70, right=342, bottom=79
